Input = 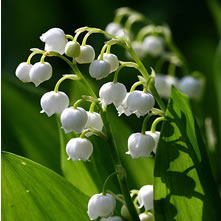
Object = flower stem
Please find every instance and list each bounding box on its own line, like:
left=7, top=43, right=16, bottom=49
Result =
left=151, top=117, right=165, bottom=133
left=100, top=110, right=140, bottom=221
left=141, top=114, right=152, bottom=134
left=102, top=172, right=118, bottom=195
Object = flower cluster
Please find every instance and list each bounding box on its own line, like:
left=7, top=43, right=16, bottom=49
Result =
left=15, top=7, right=204, bottom=221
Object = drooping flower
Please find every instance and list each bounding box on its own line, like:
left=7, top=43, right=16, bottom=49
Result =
left=60, top=107, right=88, bottom=133
left=178, top=76, right=203, bottom=99
left=15, top=62, right=32, bottom=83
left=29, top=62, right=52, bottom=87
left=40, top=91, right=69, bottom=117
left=139, top=212, right=154, bottom=221
left=66, top=137, right=93, bottom=161
left=85, top=112, right=103, bottom=136
left=155, top=74, right=179, bottom=98
left=100, top=216, right=123, bottom=221
left=65, top=41, right=81, bottom=58
left=127, top=133, right=156, bottom=159
left=142, top=36, right=164, bottom=57
left=99, top=53, right=119, bottom=73
left=89, top=60, right=111, bottom=80
left=88, top=193, right=116, bottom=220
left=138, top=185, right=153, bottom=211
left=99, top=82, right=127, bottom=107
left=145, top=131, right=160, bottom=154
left=40, top=28, right=68, bottom=54
left=76, top=45, right=95, bottom=64
left=127, top=91, right=155, bottom=118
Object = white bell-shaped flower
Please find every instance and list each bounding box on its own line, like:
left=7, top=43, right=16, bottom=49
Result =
left=98, top=53, right=119, bottom=73
left=15, top=62, right=32, bottom=83
left=40, top=91, right=69, bottom=117
left=65, top=41, right=80, bottom=58
left=66, top=137, right=93, bottom=161
left=116, top=93, right=132, bottom=116
left=89, top=60, right=111, bottom=80
left=142, top=36, right=164, bottom=57
left=85, top=112, right=103, bottom=136
left=145, top=131, right=160, bottom=154
left=138, top=185, right=153, bottom=211
left=29, top=62, right=52, bottom=87
left=60, top=107, right=88, bottom=133
left=105, top=22, right=122, bottom=37
left=76, top=45, right=95, bottom=64
left=88, top=193, right=116, bottom=220
left=127, top=91, right=155, bottom=118
left=155, top=74, right=179, bottom=98
left=99, top=82, right=127, bottom=107
left=126, top=41, right=146, bottom=59
left=139, top=212, right=154, bottom=221
left=127, top=133, right=156, bottom=159
left=40, top=28, right=68, bottom=54
left=178, top=76, right=203, bottom=99
left=101, top=216, right=123, bottom=221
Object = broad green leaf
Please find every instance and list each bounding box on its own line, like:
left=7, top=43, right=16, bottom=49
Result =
left=2, top=77, right=60, bottom=173
left=2, top=151, right=90, bottom=221
left=154, top=87, right=221, bottom=221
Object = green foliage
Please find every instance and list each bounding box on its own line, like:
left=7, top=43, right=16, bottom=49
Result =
left=154, top=87, right=221, bottom=220
left=2, top=152, right=90, bottom=221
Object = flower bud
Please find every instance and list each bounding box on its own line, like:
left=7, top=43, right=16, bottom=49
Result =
left=60, top=107, right=88, bottom=133
left=127, top=91, right=155, bottom=118
left=139, top=212, right=154, bottom=221
left=127, top=133, right=156, bottom=159
left=29, top=62, right=52, bottom=87
left=40, top=28, right=68, bottom=54
left=85, top=112, right=103, bottom=136
left=155, top=74, right=178, bottom=98
left=88, top=193, right=116, bottom=220
left=138, top=185, right=153, bottom=211
left=126, top=41, right=146, bottom=59
left=40, top=91, right=69, bottom=117
left=120, top=205, right=131, bottom=219
left=142, top=36, right=164, bottom=57
left=76, top=45, right=95, bottom=64
left=145, top=131, right=160, bottom=154
left=65, top=41, right=80, bottom=57
left=105, top=22, right=122, bottom=36
left=101, top=216, right=123, bottom=221
left=66, top=137, right=93, bottom=161
left=89, top=60, right=111, bottom=80
left=99, top=53, right=119, bottom=73
left=15, top=62, right=32, bottom=83
left=99, top=82, right=127, bottom=107
left=178, top=76, right=203, bottom=99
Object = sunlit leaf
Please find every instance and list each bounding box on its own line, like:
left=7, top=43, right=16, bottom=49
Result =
left=2, top=152, right=90, bottom=221
left=154, top=87, right=221, bottom=220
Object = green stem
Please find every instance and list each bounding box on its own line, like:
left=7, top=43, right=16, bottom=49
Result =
left=168, top=62, right=176, bottom=77
left=141, top=114, right=152, bottom=134
left=130, top=81, right=145, bottom=93
left=40, top=54, right=46, bottom=63
left=73, top=99, right=84, bottom=109
left=27, top=51, right=43, bottom=64
left=89, top=102, right=96, bottom=113
left=100, top=110, right=140, bottom=221
left=113, top=62, right=139, bottom=83
left=54, top=75, right=78, bottom=93
left=48, top=52, right=97, bottom=98
left=65, top=34, right=74, bottom=40
left=106, top=45, right=111, bottom=54
left=126, top=46, right=150, bottom=79
left=207, top=0, right=221, bottom=37
left=102, top=172, right=118, bottom=195
left=99, top=44, right=108, bottom=60
left=149, top=78, right=166, bottom=112
left=151, top=117, right=165, bottom=133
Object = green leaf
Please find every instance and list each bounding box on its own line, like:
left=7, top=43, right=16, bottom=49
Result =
left=2, top=77, right=60, bottom=173
left=2, top=151, right=90, bottom=221
left=154, top=87, right=221, bottom=220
